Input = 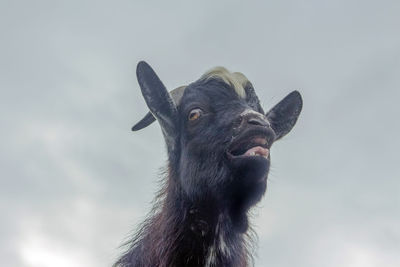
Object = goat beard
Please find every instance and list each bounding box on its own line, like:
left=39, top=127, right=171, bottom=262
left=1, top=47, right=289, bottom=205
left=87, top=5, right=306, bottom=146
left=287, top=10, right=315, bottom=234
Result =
left=226, top=155, right=269, bottom=231
left=178, top=151, right=269, bottom=232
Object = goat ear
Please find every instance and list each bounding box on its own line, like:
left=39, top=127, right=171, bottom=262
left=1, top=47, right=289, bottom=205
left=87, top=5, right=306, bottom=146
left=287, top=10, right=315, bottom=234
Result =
left=135, top=61, right=178, bottom=150
left=266, top=91, right=303, bottom=140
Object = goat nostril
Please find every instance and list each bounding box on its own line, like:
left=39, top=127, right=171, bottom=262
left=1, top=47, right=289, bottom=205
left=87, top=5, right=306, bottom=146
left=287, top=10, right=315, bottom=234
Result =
left=248, top=118, right=266, bottom=126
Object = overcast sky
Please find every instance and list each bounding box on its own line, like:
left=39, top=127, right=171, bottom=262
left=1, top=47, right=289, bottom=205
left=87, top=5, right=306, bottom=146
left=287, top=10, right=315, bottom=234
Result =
left=1, top=0, right=399, bottom=266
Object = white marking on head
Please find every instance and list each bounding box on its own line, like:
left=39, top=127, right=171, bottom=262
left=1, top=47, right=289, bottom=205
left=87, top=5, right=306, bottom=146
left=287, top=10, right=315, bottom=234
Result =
left=201, top=67, right=249, bottom=99
left=240, top=109, right=269, bottom=123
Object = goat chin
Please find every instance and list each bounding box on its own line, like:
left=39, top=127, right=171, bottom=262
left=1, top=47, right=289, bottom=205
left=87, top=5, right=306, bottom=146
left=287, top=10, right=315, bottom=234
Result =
left=229, top=154, right=270, bottom=183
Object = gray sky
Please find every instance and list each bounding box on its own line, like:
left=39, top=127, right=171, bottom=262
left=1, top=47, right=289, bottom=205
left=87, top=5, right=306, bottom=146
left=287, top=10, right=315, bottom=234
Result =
left=1, top=0, right=399, bottom=266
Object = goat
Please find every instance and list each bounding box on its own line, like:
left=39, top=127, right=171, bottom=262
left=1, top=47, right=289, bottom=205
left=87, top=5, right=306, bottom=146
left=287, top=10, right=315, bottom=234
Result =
left=115, top=61, right=303, bottom=267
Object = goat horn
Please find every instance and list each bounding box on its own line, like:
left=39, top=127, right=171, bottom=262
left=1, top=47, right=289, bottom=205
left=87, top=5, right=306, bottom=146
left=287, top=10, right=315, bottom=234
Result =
left=243, top=81, right=264, bottom=113
left=132, top=86, right=186, bottom=131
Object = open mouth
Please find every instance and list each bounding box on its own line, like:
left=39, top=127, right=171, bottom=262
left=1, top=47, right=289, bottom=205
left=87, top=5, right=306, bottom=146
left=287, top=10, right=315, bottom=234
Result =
left=227, top=136, right=270, bottom=158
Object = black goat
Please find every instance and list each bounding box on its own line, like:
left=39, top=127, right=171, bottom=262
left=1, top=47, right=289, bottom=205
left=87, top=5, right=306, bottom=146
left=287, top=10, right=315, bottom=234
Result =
left=115, top=62, right=303, bottom=267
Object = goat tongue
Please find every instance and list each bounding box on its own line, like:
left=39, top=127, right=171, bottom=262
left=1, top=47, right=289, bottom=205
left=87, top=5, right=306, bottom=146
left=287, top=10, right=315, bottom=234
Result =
left=244, top=146, right=269, bottom=157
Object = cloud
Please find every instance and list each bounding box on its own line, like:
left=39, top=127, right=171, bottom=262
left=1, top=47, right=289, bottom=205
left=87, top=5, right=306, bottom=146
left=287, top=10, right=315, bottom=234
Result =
left=1, top=0, right=399, bottom=266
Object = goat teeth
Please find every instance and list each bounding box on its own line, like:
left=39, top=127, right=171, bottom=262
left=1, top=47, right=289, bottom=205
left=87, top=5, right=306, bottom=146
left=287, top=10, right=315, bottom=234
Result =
left=244, top=146, right=269, bottom=157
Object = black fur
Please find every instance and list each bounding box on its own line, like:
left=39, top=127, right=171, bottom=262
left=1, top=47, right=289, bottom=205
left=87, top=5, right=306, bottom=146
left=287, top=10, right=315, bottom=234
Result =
left=115, top=62, right=303, bottom=267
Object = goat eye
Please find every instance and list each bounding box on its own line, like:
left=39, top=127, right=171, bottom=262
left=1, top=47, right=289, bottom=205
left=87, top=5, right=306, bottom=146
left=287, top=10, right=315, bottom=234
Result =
left=188, top=108, right=203, bottom=121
